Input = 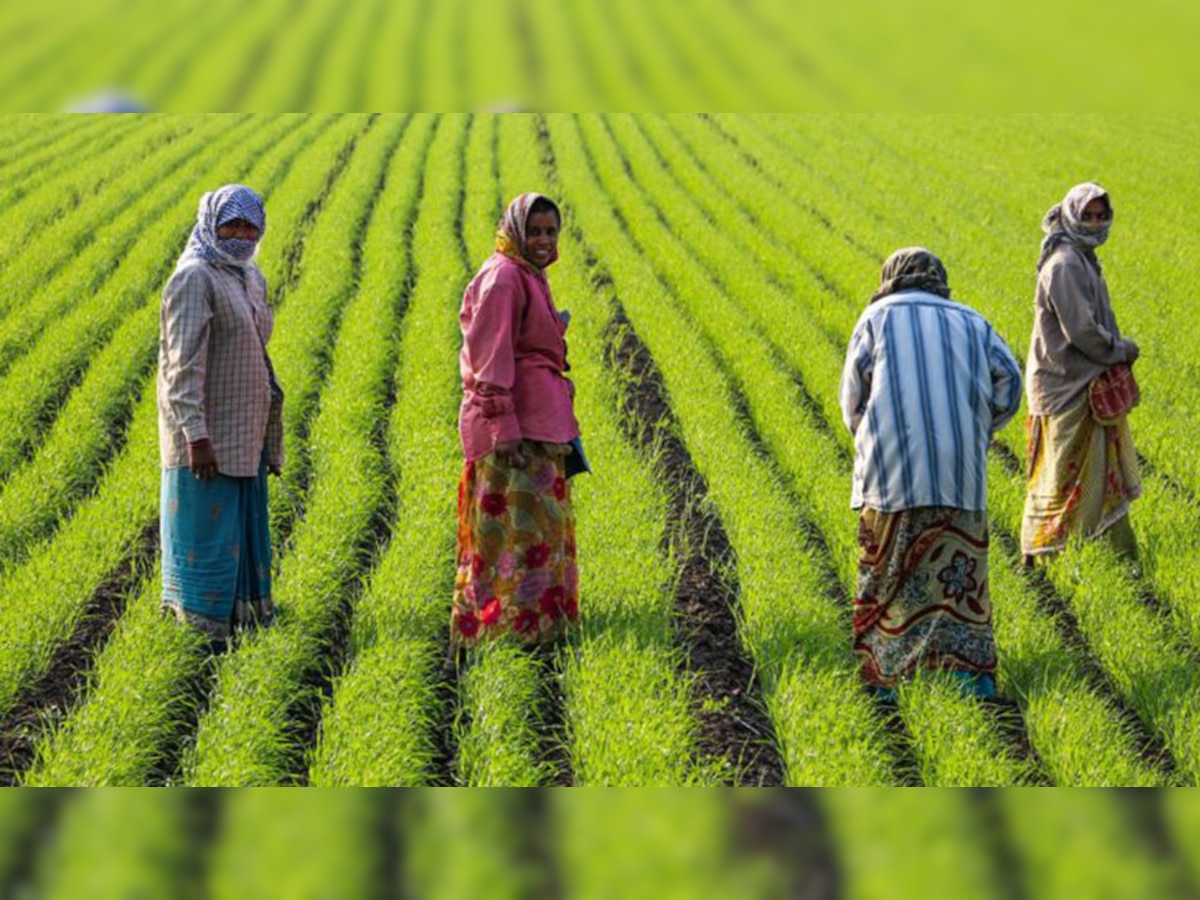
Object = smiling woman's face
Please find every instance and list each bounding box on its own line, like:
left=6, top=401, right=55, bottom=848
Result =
left=216, top=218, right=262, bottom=242
left=525, top=210, right=559, bottom=268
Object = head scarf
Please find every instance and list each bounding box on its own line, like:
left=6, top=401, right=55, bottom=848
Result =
left=183, top=184, right=266, bottom=268
left=495, top=192, right=560, bottom=272
left=1037, top=182, right=1112, bottom=272
left=871, top=247, right=951, bottom=303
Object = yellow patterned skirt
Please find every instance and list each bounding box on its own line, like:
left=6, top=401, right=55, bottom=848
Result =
left=1021, top=400, right=1141, bottom=557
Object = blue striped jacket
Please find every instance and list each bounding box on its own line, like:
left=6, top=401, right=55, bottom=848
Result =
left=839, top=290, right=1023, bottom=512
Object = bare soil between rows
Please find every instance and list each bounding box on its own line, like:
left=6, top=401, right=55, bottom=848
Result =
left=605, top=303, right=785, bottom=786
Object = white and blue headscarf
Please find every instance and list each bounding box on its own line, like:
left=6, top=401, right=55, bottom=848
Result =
left=183, top=184, right=266, bottom=268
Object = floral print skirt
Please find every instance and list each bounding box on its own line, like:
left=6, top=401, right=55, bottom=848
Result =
left=854, top=506, right=996, bottom=694
left=450, top=441, right=580, bottom=648
left=1021, top=400, right=1141, bottom=557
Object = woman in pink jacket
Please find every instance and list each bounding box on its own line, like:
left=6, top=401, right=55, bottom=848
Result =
left=450, top=193, right=586, bottom=647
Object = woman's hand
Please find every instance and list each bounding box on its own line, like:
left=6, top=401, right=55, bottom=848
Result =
left=188, top=439, right=219, bottom=480
left=1123, top=340, right=1141, bottom=365
left=494, top=440, right=528, bottom=468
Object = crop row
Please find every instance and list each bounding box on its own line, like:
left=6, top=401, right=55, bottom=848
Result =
left=0, top=117, right=87, bottom=175
left=308, top=113, right=471, bottom=785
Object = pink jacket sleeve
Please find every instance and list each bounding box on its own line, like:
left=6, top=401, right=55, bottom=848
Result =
left=465, top=266, right=524, bottom=445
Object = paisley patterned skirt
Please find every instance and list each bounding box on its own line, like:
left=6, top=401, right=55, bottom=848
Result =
left=854, top=506, right=996, bottom=695
left=450, top=441, right=580, bottom=648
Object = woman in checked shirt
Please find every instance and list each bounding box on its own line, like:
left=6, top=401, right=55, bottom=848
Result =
left=157, top=184, right=283, bottom=647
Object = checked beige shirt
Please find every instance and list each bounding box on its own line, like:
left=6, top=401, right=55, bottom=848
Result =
left=157, top=259, right=283, bottom=478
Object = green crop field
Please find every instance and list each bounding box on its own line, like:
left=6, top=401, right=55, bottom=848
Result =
left=1, top=114, right=1199, bottom=791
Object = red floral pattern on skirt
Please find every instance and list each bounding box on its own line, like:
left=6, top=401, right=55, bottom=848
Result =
left=450, top=442, right=579, bottom=647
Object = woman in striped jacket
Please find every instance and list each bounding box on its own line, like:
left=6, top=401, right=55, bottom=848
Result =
left=839, top=248, right=1022, bottom=700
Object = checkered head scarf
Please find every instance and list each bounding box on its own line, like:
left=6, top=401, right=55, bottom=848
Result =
left=495, top=192, right=560, bottom=272
left=185, top=184, right=266, bottom=268
left=872, top=247, right=951, bottom=303
left=1037, top=182, right=1111, bottom=272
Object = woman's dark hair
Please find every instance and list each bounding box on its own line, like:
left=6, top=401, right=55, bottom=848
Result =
left=529, top=196, right=561, bottom=224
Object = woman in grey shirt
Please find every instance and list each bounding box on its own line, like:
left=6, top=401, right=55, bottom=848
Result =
left=1022, top=182, right=1141, bottom=564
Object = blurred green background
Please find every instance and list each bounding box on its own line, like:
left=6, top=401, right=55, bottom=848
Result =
left=2, top=789, right=1199, bottom=899
left=1, top=0, right=1197, bottom=110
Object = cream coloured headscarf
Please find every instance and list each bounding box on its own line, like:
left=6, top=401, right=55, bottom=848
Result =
left=1037, top=182, right=1111, bottom=272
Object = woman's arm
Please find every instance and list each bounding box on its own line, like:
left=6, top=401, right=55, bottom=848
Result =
left=839, top=319, right=875, bottom=435
left=161, top=266, right=217, bottom=476
left=265, top=357, right=284, bottom=476
left=986, top=326, right=1024, bottom=434
left=1044, top=261, right=1134, bottom=365
left=465, top=267, right=525, bottom=459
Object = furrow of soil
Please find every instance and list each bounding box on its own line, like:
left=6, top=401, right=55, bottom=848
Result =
left=604, top=302, right=785, bottom=786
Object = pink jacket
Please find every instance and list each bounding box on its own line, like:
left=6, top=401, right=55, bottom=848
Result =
left=459, top=253, right=580, bottom=461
